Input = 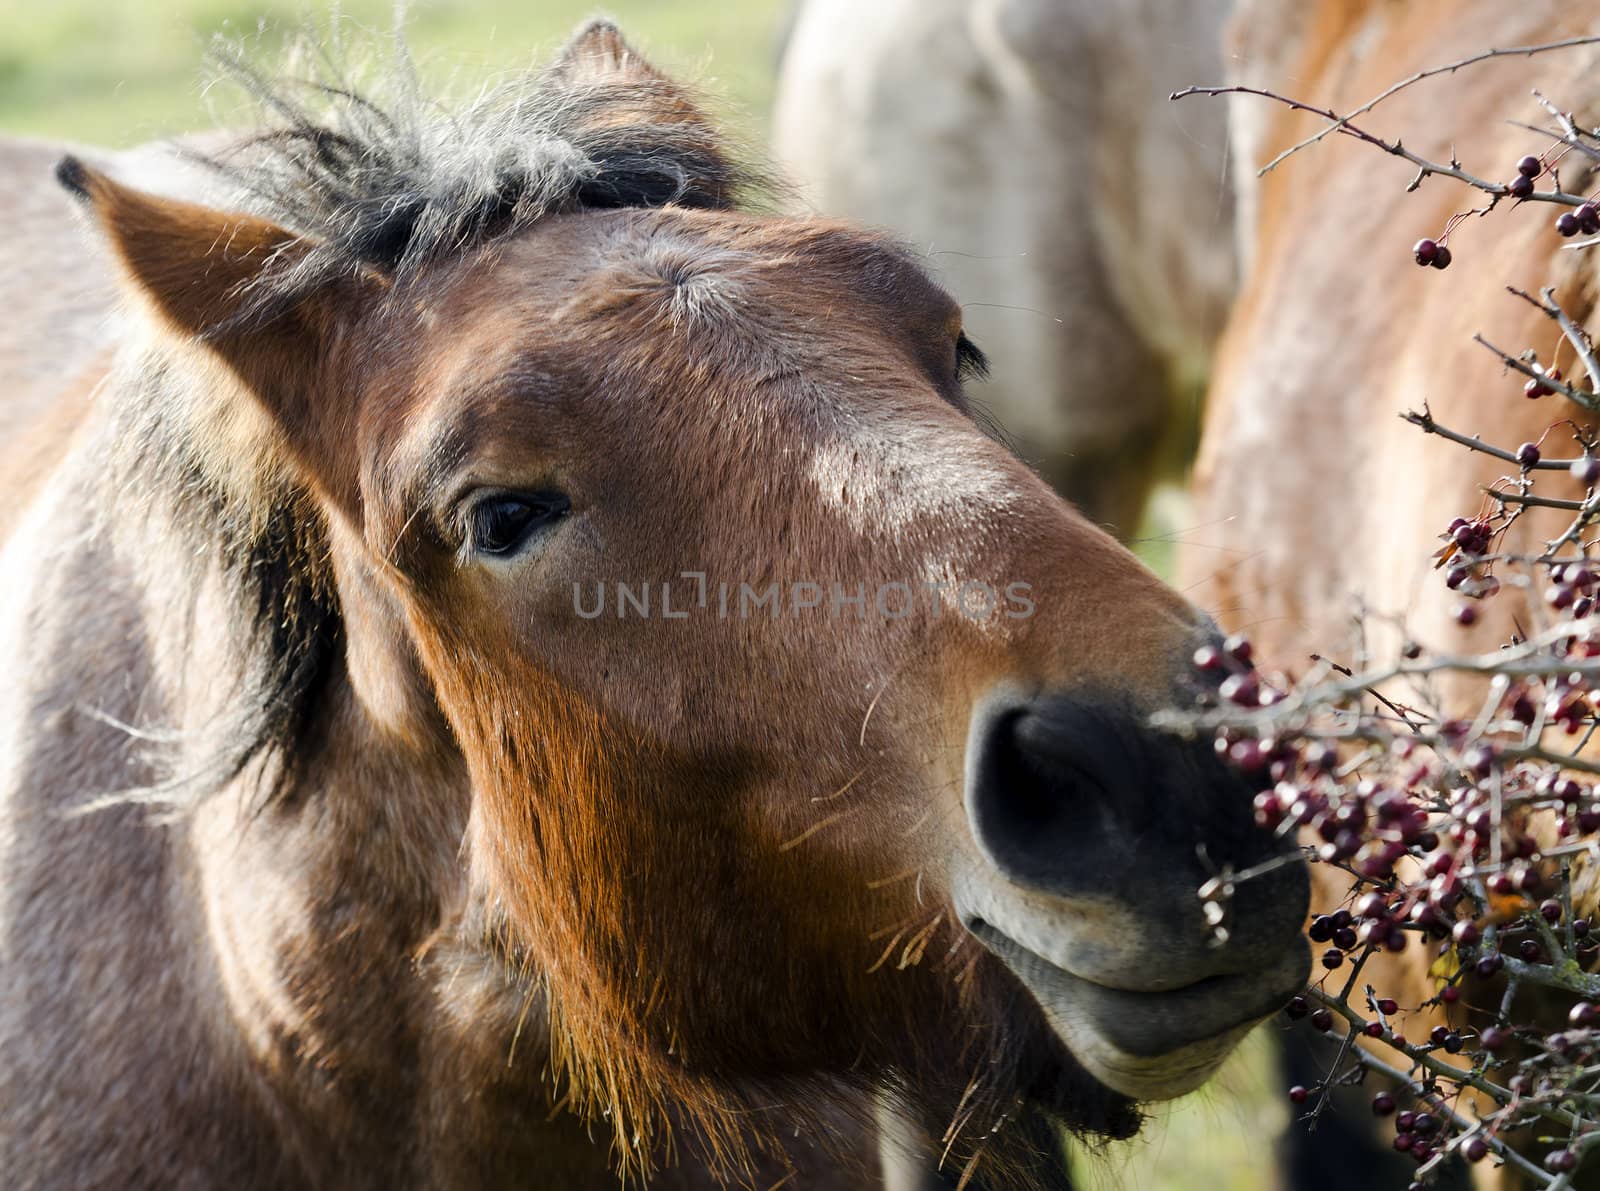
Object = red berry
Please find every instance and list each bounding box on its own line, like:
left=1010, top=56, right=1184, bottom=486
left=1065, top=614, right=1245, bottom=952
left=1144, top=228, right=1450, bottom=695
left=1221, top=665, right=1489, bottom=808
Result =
left=1454, top=605, right=1478, bottom=627
left=1465, top=1137, right=1489, bottom=1163
left=1357, top=893, right=1388, bottom=920
left=1573, top=456, right=1600, bottom=486
left=1289, top=1084, right=1310, bottom=1104
left=1311, top=1009, right=1334, bottom=1032
left=1509, top=174, right=1534, bottom=199
left=1413, top=238, right=1439, bottom=265
left=1377, top=997, right=1399, bottom=1015
left=1464, top=744, right=1496, bottom=776
left=1432, top=245, right=1453, bottom=270
left=1219, top=673, right=1259, bottom=707
left=1517, top=442, right=1542, bottom=467
left=1373, top=1091, right=1397, bottom=1115
left=1518, top=154, right=1543, bottom=178
left=1546, top=1149, right=1578, bottom=1173
left=1582, top=203, right=1600, bottom=235
left=1480, top=1026, right=1509, bottom=1052
left=1286, top=995, right=1309, bottom=1020
left=1364, top=1021, right=1385, bottom=1037
left=1223, top=633, right=1254, bottom=666
left=1559, top=211, right=1582, bottom=237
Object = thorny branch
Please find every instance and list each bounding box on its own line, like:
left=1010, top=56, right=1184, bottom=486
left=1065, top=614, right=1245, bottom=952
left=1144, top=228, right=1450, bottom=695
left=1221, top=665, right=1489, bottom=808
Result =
left=1243, top=36, right=1600, bottom=177
left=1167, top=55, right=1600, bottom=1188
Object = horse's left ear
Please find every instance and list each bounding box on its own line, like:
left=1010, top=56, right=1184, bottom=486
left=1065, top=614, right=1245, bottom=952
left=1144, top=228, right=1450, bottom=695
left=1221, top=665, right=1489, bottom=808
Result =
left=550, top=19, right=670, bottom=85
left=57, top=156, right=381, bottom=514
left=544, top=21, right=744, bottom=210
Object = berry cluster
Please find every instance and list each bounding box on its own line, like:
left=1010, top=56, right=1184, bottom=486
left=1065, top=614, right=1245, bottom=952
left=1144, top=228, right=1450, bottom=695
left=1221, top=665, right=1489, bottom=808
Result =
left=1556, top=205, right=1600, bottom=238
left=1179, top=392, right=1600, bottom=1182
left=1170, top=62, right=1600, bottom=1185
left=1189, top=609, right=1600, bottom=1183
left=1412, top=146, right=1600, bottom=269
left=1508, top=154, right=1546, bottom=201
left=1524, top=366, right=1563, bottom=400
left=1413, top=238, right=1452, bottom=270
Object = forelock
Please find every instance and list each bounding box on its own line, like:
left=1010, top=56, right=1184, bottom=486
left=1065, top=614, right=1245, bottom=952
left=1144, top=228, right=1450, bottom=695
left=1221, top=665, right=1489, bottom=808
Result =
left=193, top=21, right=769, bottom=328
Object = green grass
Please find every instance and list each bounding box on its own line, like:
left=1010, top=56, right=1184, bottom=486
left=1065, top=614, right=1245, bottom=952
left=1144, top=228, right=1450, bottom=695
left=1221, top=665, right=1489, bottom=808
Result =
left=0, top=1, right=789, bottom=148
left=0, top=3, right=1278, bottom=1187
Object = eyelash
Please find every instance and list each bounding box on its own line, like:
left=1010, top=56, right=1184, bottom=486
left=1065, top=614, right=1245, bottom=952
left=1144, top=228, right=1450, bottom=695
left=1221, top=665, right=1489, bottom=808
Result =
left=955, top=333, right=990, bottom=383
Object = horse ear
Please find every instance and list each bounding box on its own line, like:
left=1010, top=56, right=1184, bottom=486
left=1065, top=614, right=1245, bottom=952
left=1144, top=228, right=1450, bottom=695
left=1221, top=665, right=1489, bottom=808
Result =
left=546, top=22, right=747, bottom=210
left=56, top=156, right=381, bottom=515
left=552, top=20, right=670, bottom=84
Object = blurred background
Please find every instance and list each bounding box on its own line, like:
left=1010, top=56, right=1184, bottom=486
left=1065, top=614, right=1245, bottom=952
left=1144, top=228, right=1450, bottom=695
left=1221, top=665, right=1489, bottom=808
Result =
left=0, top=2, right=1276, bottom=1187
left=0, top=2, right=785, bottom=146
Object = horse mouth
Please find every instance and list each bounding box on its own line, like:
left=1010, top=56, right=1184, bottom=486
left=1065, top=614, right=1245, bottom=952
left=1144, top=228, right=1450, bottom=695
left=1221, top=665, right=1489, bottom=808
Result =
left=966, top=917, right=1310, bottom=1101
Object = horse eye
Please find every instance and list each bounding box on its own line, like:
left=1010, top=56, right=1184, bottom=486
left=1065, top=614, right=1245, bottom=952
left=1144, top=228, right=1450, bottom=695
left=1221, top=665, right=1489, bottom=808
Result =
left=955, top=332, right=989, bottom=383
left=469, top=491, right=570, bottom=556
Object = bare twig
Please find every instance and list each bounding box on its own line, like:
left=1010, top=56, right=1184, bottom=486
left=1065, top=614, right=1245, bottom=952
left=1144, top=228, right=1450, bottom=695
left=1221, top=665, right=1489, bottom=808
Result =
left=1248, top=36, right=1600, bottom=177
left=1170, top=86, right=1589, bottom=205
left=1474, top=332, right=1600, bottom=412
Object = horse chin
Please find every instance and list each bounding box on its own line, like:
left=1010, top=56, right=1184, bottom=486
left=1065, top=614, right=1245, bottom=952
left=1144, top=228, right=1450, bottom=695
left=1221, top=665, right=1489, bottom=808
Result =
left=971, top=921, right=1309, bottom=1103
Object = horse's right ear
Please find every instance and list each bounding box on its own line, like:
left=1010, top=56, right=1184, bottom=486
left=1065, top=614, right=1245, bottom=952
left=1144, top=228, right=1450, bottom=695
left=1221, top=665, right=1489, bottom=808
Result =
left=57, top=156, right=383, bottom=515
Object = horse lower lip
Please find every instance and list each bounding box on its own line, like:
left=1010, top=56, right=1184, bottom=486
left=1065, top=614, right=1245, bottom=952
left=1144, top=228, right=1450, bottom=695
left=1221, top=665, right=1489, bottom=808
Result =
left=972, top=920, right=1310, bottom=1060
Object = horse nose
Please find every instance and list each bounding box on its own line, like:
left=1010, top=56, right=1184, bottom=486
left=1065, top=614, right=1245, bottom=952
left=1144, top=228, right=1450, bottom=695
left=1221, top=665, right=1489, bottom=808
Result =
left=965, top=700, right=1138, bottom=893
left=960, top=694, right=1177, bottom=896
left=962, top=691, right=1309, bottom=979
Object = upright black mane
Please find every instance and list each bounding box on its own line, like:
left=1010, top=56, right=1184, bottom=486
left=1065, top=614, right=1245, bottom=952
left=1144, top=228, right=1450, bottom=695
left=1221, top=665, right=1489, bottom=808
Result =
left=199, top=19, right=766, bottom=326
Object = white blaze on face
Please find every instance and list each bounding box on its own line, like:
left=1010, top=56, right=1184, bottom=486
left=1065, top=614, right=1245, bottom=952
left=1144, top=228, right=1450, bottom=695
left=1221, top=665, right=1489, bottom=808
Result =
left=808, top=416, right=1025, bottom=614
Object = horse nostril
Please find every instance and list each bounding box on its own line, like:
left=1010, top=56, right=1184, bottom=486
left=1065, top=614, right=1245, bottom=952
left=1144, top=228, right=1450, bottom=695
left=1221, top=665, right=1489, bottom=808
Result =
left=964, top=701, right=1124, bottom=893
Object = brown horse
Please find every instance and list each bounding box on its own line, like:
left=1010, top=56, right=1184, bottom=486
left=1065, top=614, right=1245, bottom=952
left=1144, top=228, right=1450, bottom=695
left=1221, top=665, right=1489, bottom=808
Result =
left=1185, top=0, right=1600, bottom=1184
left=0, top=22, right=1309, bottom=1189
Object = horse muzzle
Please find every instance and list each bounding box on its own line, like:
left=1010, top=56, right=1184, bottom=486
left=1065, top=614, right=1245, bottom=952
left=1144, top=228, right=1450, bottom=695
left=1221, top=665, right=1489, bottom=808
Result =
left=952, top=688, right=1311, bottom=1101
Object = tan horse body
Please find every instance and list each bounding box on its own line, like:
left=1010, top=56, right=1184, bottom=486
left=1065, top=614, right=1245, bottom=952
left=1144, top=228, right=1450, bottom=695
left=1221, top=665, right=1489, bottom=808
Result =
left=0, top=24, right=1309, bottom=1189
left=1191, top=0, right=1600, bottom=851
left=1194, top=0, right=1600, bottom=671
